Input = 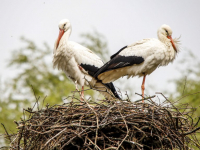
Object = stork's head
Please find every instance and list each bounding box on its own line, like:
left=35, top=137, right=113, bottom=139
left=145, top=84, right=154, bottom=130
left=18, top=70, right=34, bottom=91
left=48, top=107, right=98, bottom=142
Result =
left=55, top=19, right=71, bottom=50
left=157, top=24, right=177, bottom=52
left=58, top=19, right=71, bottom=32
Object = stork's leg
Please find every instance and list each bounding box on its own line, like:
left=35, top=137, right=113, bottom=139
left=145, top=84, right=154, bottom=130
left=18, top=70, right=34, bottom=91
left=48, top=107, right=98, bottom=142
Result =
left=80, top=86, right=84, bottom=101
left=141, top=75, right=146, bottom=101
left=75, top=81, right=79, bottom=91
left=74, top=81, right=84, bottom=101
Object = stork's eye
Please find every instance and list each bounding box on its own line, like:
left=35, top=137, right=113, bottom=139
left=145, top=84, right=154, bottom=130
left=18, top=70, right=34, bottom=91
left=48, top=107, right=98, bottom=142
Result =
left=63, top=24, right=66, bottom=27
left=165, top=29, right=168, bottom=34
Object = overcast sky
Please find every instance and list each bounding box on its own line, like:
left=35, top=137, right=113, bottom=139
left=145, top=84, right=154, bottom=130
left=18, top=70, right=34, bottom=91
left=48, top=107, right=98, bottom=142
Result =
left=1, top=0, right=200, bottom=98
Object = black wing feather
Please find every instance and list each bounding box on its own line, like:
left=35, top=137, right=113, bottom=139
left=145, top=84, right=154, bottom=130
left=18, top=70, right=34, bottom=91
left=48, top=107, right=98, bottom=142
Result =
left=110, top=46, right=127, bottom=59
left=80, top=64, right=99, bottom=76
left=80, top=63, right=121, bottom=99
left=94, top=55, right=144, bottom=78
left=104, top=83, right=121, bottom=99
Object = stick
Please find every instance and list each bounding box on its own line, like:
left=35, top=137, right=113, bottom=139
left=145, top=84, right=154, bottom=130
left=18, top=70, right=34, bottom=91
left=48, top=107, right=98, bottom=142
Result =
left=1, top=123, right=11, bottom=143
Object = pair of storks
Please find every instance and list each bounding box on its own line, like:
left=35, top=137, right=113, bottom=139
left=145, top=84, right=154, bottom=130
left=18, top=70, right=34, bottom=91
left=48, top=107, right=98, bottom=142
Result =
left=53, top=19, right=180, bottom=100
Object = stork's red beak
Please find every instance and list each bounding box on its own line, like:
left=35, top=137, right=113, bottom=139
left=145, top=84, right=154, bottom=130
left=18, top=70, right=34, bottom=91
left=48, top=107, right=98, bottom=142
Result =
left=56, top=29, right=64, bottom=49
left=167, top=35, right=177, bottom=52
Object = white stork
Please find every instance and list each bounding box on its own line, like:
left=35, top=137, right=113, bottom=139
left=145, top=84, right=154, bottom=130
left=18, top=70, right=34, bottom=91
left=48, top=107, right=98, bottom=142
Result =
left=53, top=19, right=120, bottom=100
left=94, top=24, right=180, bottom=97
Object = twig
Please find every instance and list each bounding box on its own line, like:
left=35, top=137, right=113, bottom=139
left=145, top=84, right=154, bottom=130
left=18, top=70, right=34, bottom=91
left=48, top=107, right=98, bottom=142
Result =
left=182, top=76, right=187, bottom=96
left=117, top=106, right=129, bottom=150
left=61, top=127, right=90, bottom=149
left=86, top=137, right=101, bottom=150
left=174, top=91, right=200, bottom=104
left=134, top=94, right=156, bottom=102
left=83, top=98, right=99, bottom=149
left=1, top=123, right=11, bottom=143
left=183, top=127, right=200, bottom=135
left=43, top=127, right=67, bottom=148
left=193, top=117, right=200, bottom=128
left=31, top=85, right=40, bottom=111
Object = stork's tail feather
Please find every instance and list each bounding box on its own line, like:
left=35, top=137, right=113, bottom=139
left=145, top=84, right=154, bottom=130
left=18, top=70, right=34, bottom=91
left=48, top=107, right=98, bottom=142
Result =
left=93, top=82, right=121, bottom=100
left=104, top=83, right=121, bottom=99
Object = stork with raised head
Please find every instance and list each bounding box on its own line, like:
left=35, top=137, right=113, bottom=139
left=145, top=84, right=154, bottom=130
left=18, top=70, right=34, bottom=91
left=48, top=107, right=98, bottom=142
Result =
left=94, top=24, right=180, bottom=97
left=53, top=19, right=120, bottom=100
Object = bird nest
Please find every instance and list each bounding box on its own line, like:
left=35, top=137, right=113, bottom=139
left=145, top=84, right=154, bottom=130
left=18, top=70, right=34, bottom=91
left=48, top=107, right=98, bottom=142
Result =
left=3, top=93, right=200, bottom=150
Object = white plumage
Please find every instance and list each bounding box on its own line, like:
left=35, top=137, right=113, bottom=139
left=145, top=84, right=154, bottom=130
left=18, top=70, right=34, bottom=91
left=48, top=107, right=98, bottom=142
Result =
left=95, top=24, right=180, bottom=97
left=53, top=19, right=120, bottom=100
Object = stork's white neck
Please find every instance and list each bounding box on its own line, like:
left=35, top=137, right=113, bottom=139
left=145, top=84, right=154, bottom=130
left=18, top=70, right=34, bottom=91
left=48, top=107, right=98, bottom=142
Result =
left=157, top=32, right=170, bottom=44
left=61, top=28, right=72, bottom=44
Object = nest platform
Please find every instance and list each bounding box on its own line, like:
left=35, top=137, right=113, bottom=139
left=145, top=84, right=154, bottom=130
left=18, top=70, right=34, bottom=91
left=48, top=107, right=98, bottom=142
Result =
left=3, top=95, right=200, bottom=150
